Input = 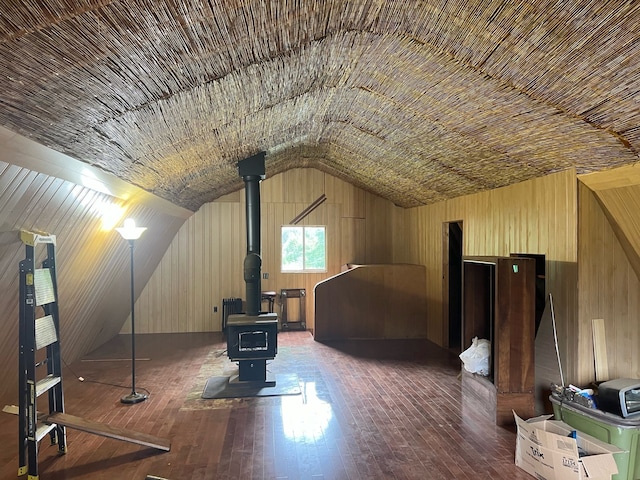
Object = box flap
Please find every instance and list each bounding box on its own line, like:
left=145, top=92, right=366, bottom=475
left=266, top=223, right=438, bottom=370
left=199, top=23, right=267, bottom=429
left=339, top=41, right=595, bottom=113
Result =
left=525, top=414, right=555, bottom=423
left=581, top=454, right=618, bottom=478
left=515, top=411, right=578, bottom=453
left=514, top=411, right=538, bottom=441
left=537, top=429, right=579, bottom=456
left=576, top=434, right=624, bottom=456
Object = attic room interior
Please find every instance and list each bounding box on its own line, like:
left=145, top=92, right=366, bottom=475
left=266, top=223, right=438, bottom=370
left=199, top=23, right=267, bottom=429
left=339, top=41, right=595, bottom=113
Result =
left=2, top=1, right=640, bottom=479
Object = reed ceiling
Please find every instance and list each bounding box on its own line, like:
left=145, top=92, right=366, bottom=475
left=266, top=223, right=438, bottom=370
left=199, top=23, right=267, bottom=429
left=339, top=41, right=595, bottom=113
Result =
left=1, top=0, right=639, bottom=211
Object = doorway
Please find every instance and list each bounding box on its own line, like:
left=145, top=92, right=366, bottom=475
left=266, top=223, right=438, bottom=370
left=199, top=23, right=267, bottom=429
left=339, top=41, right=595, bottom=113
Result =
left=443, top=221, right=463, bottom=351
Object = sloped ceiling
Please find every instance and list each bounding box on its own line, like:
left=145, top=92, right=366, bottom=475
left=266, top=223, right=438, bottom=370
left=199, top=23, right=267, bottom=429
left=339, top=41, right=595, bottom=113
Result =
left=581, top=165, right=640, bottom=282
left=1, top=1, right=639, bottom=212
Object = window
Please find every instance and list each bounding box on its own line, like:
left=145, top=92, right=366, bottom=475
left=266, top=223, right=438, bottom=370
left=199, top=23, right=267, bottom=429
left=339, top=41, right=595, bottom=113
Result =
left=281, top=225, right=326, bottom=272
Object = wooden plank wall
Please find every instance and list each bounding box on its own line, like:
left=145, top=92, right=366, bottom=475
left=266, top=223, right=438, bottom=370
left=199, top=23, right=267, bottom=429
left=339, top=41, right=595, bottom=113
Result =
left=577, top=182, right=640, bottom=384
left=593, top=185, right=640, bottom=282
left=129, top=166, right=640, bottom=390
left=395, top=170, right=579, bottom=382
left=128, top=169, right=403, bottom=334
left=0, top=161, right=188, bottom=406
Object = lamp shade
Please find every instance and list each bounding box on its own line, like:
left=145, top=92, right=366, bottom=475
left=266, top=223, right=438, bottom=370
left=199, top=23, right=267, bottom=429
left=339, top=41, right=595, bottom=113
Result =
left=115, top=218, right=147, bottom=240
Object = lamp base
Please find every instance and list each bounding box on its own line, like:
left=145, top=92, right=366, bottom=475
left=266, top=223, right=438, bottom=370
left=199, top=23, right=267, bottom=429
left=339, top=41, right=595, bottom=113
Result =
left=120, top=392, right=148, bottom=404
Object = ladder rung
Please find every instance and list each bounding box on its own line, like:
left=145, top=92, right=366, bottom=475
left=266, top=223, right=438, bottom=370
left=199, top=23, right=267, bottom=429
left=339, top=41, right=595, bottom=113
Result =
left=35, top=375, right=61, bottom=397
left=35, top=422, right=56, bottom=442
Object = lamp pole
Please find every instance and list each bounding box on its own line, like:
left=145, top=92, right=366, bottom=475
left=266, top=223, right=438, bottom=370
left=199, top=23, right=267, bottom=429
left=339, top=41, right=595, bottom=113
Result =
left=116, top=218, right=147, bottom=404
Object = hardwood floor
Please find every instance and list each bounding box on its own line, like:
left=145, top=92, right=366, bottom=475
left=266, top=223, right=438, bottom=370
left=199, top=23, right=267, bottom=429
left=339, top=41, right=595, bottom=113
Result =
left=0, top=332, right=532, bottom=479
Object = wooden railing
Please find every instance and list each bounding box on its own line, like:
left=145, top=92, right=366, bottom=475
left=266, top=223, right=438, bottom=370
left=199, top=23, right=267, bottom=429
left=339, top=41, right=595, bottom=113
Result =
left=313, top=264, right=427, bottom=341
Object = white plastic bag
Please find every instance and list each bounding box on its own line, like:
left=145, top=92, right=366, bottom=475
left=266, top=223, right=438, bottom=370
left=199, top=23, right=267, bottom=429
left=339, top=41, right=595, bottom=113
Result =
left=459, top=336, right=491, bottom=376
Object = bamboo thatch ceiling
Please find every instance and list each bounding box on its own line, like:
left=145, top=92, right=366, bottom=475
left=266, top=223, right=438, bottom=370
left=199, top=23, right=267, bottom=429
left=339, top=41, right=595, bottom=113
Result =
left=1, top=1, right=639, bottom=211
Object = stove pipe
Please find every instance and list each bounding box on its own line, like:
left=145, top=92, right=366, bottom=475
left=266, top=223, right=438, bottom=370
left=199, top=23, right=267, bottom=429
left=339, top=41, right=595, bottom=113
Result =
left=238, top=152, right=266, bottom=316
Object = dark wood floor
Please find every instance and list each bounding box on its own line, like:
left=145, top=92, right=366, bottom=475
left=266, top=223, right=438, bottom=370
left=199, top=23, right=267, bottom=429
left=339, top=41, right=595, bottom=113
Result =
left=0, top=331, right=533, bottom=479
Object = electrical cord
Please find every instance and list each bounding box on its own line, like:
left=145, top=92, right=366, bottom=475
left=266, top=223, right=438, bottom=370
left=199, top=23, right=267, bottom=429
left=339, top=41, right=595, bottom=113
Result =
left=61, top=356, right=151, bottom=398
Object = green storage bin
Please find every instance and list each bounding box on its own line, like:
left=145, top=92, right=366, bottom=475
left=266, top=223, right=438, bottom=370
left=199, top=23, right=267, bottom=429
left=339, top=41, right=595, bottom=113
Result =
left=551, top=394, right=640, bottom=480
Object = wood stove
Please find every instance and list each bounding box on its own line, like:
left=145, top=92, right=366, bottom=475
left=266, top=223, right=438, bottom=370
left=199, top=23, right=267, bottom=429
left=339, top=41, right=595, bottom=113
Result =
left=226, top=314, right=277, bottom=381
left=226, top=151, right=277, bottom=383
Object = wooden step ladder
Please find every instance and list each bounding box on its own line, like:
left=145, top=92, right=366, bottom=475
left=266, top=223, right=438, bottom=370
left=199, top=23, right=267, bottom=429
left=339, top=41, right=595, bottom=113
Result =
left=17, top=230, right=66, bottom=480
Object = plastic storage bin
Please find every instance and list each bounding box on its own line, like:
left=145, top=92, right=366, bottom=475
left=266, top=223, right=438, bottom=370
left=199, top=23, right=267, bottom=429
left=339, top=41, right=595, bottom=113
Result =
left=551, top=394, right=640, bottom=480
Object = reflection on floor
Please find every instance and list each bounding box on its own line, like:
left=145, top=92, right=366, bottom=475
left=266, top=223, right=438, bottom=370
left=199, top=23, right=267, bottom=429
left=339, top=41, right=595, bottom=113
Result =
left=0, top=331, right=532, bottom=479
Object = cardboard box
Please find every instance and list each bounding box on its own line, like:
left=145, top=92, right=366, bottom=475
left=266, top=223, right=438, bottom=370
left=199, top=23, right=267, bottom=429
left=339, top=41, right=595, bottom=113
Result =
left=514, top=412, right=623, bottom=480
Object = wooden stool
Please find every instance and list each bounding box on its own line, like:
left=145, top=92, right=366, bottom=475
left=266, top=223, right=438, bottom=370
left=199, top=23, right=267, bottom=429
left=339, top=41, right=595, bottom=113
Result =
left=261, top=291, right=276, bottom=313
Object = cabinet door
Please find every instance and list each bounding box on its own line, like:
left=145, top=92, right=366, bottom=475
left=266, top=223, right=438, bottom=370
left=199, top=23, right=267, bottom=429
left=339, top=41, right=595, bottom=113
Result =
left=494, top=258, right=535, bottom=394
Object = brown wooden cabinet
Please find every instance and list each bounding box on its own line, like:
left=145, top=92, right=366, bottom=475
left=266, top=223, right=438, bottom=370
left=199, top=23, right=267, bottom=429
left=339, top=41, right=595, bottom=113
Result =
left=461, top=256, right=535, bottom=425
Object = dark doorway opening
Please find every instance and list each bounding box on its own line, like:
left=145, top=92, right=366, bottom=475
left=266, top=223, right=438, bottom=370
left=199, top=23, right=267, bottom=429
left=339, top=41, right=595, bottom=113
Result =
left=444, top=221, right=463, bottom=351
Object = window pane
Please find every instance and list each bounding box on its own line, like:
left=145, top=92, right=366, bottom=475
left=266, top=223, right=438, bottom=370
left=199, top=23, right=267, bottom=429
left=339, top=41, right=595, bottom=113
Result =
left=281, top=226, right=303, bottom=271
left=304, top=227, right=326, bottom=270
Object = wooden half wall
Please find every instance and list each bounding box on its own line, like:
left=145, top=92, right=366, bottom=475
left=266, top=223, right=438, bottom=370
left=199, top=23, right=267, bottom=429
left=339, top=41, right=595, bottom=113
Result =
left=314, top=264, right=428, bottom=341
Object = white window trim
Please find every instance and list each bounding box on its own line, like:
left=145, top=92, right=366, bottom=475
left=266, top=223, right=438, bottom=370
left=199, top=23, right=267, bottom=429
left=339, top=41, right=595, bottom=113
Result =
left=281, top=225, right=327, bottom=273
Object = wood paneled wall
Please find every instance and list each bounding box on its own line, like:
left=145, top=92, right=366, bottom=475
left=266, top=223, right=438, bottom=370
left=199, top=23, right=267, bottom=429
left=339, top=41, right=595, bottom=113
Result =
left=577, top=181, right=640, bottom=384
left=125, top=165, right=640, bottom=389
left=395, top=170, right=579, bottom=382
left=128, top=169, right=402, bottom=334
left=0, top=161, right=188, bottom=406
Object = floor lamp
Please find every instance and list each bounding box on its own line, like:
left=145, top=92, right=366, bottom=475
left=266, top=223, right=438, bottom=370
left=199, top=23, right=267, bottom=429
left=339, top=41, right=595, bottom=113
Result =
left=116, top=218, right=147, bottom=404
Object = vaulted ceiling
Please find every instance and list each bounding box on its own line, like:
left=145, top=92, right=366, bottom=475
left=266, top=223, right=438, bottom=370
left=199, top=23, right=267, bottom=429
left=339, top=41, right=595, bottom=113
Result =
left=1, top=1, right=639, bottom=211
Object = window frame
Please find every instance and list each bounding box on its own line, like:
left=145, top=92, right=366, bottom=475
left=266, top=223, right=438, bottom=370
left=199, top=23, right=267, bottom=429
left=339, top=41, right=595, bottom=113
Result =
left=280, top=224, right=327, bottom=273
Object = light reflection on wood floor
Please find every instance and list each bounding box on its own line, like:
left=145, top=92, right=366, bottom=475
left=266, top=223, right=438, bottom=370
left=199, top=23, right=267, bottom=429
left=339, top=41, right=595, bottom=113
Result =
left=0, top=331, right=533, bottom=479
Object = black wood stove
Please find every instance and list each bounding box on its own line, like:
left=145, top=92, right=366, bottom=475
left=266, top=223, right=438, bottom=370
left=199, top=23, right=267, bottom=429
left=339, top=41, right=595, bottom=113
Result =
left=226, top=152, right=278, bottom=383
